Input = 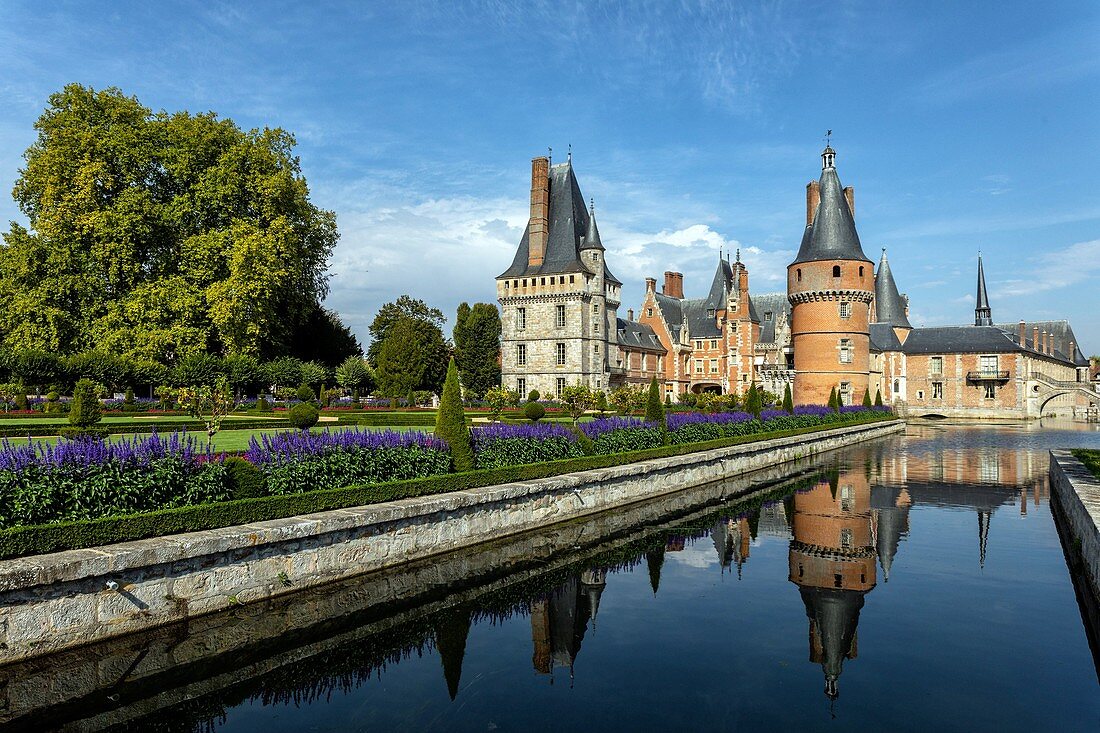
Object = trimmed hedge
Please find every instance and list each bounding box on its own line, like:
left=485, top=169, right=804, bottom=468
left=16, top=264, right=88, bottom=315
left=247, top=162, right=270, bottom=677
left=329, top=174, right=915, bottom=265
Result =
left=0, top=415, right=897, bottom=559
left=0, top=418, right=286, bottom=438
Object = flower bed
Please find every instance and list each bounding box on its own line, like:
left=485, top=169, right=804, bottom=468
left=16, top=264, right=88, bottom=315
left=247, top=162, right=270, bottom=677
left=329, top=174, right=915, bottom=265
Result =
left=579, top=417, right=665, bottom=454
left=0, top=433, right=228, bottom=528
left=246, top=428, right=451, bottom=494
left=471, top=422, right=583, bottom=469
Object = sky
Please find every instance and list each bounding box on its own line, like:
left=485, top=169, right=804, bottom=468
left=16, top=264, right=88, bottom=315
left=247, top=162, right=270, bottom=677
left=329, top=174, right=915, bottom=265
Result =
left=1, top=1, right=1098, bottom=352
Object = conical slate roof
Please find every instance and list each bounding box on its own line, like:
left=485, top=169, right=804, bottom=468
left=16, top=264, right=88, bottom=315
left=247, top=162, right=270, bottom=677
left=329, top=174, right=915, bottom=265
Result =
left=874, top=249, right=911, bottom=328
left=793, top=155, right=872, bottom=265
left=580, top=202, right=604, bottom=251
left=975, top=254, right=992, bottom=326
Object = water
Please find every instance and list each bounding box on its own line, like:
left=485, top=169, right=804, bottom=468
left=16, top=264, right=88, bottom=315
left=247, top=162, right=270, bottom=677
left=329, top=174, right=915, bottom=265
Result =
left=5, top=421, right=1100, bottom=732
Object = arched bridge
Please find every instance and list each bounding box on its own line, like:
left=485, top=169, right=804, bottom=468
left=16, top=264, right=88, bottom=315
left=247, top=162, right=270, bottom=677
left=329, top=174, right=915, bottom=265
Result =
left=1029, top=372, right=1100, bottom=417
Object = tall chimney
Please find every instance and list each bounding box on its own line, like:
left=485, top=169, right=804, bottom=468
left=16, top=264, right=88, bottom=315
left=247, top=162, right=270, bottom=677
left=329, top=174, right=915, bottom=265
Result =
left=528, top=157, right=550, bottom=268
left=1018, top=321, right=1026, bottom=347
left=645, top=277, right=657, bottom=292
left=663, top=271, right=684, bottom=299
left=1042, top=331, right=1050, bottom=355
left=1070, top=341, right=1076, bottom=361
left=627, top=309, right=634, bottom=321
left=1033, top=326, right=1040, bottom=352
left=843, top=186, right=855, bottom=218
left=806, top=181, right=821, bottom=226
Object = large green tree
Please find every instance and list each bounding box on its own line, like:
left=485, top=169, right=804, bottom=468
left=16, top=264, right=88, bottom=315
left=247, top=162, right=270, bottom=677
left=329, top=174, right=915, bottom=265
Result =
left=368, top=295, right=445, bottom=366
left=374, top=317, right=448, bottom=396
left=0, top=84, right=344, bottom=362
left=452, top=302, right=501, bottom=398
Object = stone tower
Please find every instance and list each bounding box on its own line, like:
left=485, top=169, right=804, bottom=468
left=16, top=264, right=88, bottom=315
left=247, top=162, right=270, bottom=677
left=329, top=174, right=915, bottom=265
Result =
left=496, top=156, right=622, bottom=397
left=787, top=145, right=874, bottom=406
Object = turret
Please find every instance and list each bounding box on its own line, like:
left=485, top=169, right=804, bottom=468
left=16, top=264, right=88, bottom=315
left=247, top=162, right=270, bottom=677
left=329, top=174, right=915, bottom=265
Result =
left=975, top=253, right=992, bottom=326
left=788, top=144, right=874, bottom=406
left=874, top=248, right=912, bottom=342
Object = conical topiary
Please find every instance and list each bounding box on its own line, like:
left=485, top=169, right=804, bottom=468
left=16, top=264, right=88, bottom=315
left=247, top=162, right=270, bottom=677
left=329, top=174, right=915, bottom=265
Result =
left=827, top=386, right=838, bottom=412
left=69, top=378, right=102, bottom=428
left=745, top=382, right=762, bottom=419
left=645, top=376, right=665, bottom=429
left=874, top=388, right=883, bottom=407
left=862, top=387, right=873, bottom=407
left=782, top=383, right=794, bottom=414
left=435, top=358, right=474, bottom=472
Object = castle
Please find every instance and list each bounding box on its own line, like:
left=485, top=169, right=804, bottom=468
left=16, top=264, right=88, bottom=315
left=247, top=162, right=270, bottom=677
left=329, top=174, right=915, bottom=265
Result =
left=497, top=147, right=1095, bottom=418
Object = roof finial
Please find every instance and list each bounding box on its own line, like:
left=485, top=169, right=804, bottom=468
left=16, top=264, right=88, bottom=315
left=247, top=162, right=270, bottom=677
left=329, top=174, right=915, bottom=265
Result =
left=825, top=129, right=832, bottom=147
left=590, top=197, right=594, bottom=216
left=736, top=247, right=741, bottom=264
left=548, top=146, right=552, bottom=165
left=567, top=143, right=572, bottom=163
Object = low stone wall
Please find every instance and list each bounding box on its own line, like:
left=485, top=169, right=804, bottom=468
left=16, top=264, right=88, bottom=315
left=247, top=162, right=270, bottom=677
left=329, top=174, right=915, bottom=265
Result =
left=1049, top=450, right=1100, bottom=600
left=0, top=419, right=903, bottom=665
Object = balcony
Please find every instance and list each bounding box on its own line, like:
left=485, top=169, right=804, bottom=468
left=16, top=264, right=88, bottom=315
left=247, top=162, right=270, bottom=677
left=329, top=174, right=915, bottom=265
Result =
left=966, top=370, right=1010, bottom=383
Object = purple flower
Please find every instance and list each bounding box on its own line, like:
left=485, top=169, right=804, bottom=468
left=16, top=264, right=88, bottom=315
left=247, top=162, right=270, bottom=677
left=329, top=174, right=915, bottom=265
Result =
left=0, top=431, right=213, bottom=473
left=245, top=428, right=448, bottom=466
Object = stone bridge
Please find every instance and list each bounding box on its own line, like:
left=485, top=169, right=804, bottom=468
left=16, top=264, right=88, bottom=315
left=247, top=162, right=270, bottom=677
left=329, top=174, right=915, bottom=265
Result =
left=1029, top=372, right=1100, bottom=418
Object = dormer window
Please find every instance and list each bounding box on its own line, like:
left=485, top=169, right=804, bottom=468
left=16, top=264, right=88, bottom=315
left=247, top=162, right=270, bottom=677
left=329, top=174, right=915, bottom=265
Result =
left=707, top=308, right=716, bottom=318
left=765, top=312, right=773, bottom=321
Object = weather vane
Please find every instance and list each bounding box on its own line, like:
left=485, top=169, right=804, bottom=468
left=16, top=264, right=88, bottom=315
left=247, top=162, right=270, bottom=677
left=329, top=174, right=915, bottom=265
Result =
left=548, top=146, right=552, bottom=164
left=567, top=143, right=572, bottom=162
left=825, top=129, right=833, bottom=146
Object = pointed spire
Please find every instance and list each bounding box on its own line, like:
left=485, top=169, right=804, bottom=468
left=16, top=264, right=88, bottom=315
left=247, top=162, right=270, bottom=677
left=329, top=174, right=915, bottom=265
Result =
left=580, top=197, right=604, bottom=251
left=434, top=609, right=472, bottom=701
left=975, top=252, right=992, bottom=326
left=646, top=547, right=665, bottom=595
left=874, top=248, right=912, bottom=329
left=978, top=510, right=990, bottom=568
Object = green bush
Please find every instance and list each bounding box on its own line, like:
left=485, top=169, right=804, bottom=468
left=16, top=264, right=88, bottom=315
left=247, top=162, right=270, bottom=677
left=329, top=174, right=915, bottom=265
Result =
left=122, top=386, right=137, bottom=412
left=69, top=378, right=102, bottom=428
left=287, top=402, right=320, bottom=430
left=296, top=384, right=316, bottom=402
left=436, top=358, right=473, bottom=472
left=862, top=388, right=873, bottom=407
left=44, top=391, right=62, bottom=415
left=783, top=384, right=794, bottom=414
left=527, top=390, right=540, bottom=403
left=224, top=456, right=268, bottom=500
left=0, top=415, right=896, bottom=559
left=524, top=402, right=546, bottom=422
left=13, top=390, right=29, bottom=411
left=645, top=377, right=665, bottom=429
left=257, top=395, right=272, bottom=412
left=57, top=427, right=110, bottom=441
left=874, top=388, right=883, bottom=407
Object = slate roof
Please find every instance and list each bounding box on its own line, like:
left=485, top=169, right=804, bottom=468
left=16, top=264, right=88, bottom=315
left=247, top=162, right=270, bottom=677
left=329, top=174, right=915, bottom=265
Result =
left=873, top=250, right=911, bottom=329
left=793, top=159, right=872, bottom=265
left=751, top=292, right=790, bottom=344
left=993, top=320, right=1089, bottom=366
left=653, top=292, right=684, bottom=342
left=682, top=299, right=721, bottom=339
left=869, top=323, right=904, bottom=352
left=498, top=162, right=621, bottom=285
left=975, top=255, right=992, bottom=325
left=616, top=318, right=666, bottom=353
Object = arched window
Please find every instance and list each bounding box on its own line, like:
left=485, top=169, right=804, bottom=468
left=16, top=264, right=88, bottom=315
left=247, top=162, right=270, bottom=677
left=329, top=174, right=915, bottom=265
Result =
left=797, top=268, right=802, bottom=282
left=859, top=266, right=864, bottom=277
left=832, top=265, right=841, bottom=278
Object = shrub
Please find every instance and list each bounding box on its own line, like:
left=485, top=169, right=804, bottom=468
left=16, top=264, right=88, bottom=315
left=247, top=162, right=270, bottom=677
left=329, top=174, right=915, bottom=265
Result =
left=827, top=386, right=839, bottom=412
left=0, top=433, right=229, bottom=528
left=13, top=390, right=28, bottom=411
left=246, top=429, right=450, bottom=494
left=288, top=402, right=320, bottom=430
left=223, top=456, right=268, bottom=500
left=523, top=402, right=546, bottom=422
left=561, top=383, right=595, bottom=425
left=862, top=388, right=873, bottom=407
left=44, top=391, right=62, bottom=415
left=58, top=427, right=110, bottom=441
left=122, top=386, right=137, bottom=412
left=645, top=377, right=665, bottom=429
left=783, top=384, right=794, bottom=414
left=69, top=378, right=102, bottom=428
left=874, top=388, right=883, bottom=407
left=580, top=417, right=664, bottom=454
left=296, top=383, right=317, bottom=402
left=527, top=390, right=540, bottom=403
left=435, top=358, right=473, bottom=472
left=745, top=383, right=762, bottom=419
left=471, top=423, right=583, bottom=468
left=257, top=395, right=272, bottom=412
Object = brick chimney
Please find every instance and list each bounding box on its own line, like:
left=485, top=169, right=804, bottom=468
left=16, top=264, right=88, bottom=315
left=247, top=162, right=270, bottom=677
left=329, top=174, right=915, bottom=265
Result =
left=627, top=309, right=634, bottom=320
left=663, top=271, right=684, bottom=299
left=1042, top=331, right=1049, bottom=355
left=1070, top=341, right=1076, bottom=361
left=645, top=277, right=657, bottom=292
left=806, top=181, right=820, bottom=226
left=843, top=186, right=855, bottom=218
left=527, top=157, right=550, bottom=268
left=1018, top=321, right=1026, bottom=347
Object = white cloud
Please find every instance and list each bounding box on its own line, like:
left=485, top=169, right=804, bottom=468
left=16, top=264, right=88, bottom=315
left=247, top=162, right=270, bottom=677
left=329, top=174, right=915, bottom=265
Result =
left=997, top=239, right=1100, bottom=296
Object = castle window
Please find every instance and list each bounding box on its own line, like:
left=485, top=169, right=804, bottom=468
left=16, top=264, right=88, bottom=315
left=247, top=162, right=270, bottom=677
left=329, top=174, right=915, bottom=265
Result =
left=841, top=485, right=853, bottom=512
left=834, top=574, right=843, bottom=589
left=839, top=301, right=851, bottom=319
left=840, top=528, right=853, bottom=549
left=695, top=340, right=703, bottom=349
left=832, top=265, right=841, bottom=278
left=931, top=356, right=943, bottom=375
left=569, top=275, right=575, bottom=284
left=541, top=278, right=546, bottom=285
left=517, top=343, right=527, bottom=366
left=839, top=339, right=853, bottom=364
left=594, top=321, right=599, bottom=334
left=594, top=343, right=600, bottom=354
left=710, top=359, right=718, bottom=373
left=556, top=342, right=566, bottom=366
left=556, top=377, right=566, bottom=397
left=517, top=377, right=525, bottom=395
left=593, top=304, right=599, bottom=314
left=984, top=384, right=997, bottom=399
left=932, top=382, right=943, bottom=399
left=707, top=308, right=716, bottom=318
left=859, top=266, right=865, bottom=277
left=980, top=355, right=998, bottom=375
left=765, top=312, right=772, bottom=321
left=590, top=252, right=598, bottom=262
left=513, top=280, right=518, bottom=288
left=695, top=359, right=703, bottom=374
left=893, top=379, right=899, bottom=394
left=797, top=268, right=802, bottom=282
left=504, top=281, right=509, bottom=289
left=840, top=381, right=851, bottom=405
left=555, top=305, right=566, bottom=328
left=710, top=340, right=717, bottom=350
left=522, top=279, right=527, bottom=287
left=517, top=307, right=526, bottom=331
left=647, top=308, right=653, bottom=317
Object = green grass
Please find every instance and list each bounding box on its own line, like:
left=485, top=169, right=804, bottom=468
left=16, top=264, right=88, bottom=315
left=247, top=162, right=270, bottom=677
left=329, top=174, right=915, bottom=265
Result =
left=1072, top=449, right=1100, bottom=480
left=0, top=414, right=282, bottom=426
left=3, top=424, right=428, bottom=452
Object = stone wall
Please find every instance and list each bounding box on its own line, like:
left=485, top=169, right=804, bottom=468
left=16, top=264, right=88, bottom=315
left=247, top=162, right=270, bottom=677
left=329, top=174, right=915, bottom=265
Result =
left=1049, top=450, right=1100, bottom=602
left=0, top=420, right=903, bottom=666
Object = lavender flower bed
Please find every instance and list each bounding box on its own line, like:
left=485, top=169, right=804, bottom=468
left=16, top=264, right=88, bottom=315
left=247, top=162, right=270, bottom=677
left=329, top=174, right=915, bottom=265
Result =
left=472, top=422, right=583, bottom=469
left=246, top=428, right=451, bottom=494
left=579, top=417, right=664, bottom=454
left=0, top=433, right=228, bottom=528
left=667, top=410, right=760, bottom=444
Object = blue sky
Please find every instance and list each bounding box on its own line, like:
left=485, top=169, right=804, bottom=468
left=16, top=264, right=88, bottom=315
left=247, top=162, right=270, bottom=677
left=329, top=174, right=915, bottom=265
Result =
left=1, top=1, right=1098, bottom=352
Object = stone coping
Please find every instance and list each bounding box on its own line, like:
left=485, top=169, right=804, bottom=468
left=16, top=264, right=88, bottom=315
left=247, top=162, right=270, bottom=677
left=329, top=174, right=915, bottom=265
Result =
left=0, top=419, right=902, bottom=593
left=1051, top=449, right=1100, bottom=536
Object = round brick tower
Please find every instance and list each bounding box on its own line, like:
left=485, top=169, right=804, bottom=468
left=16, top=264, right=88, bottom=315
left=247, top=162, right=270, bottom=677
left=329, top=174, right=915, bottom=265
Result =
left=788, top=146, right=874, bottom=406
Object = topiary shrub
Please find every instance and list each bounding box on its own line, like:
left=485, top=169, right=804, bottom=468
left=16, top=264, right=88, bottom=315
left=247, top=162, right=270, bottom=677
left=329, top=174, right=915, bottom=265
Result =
left=296, top=384, right=316, bottom=402
left=224, top=456, right=268, bottom=499
left=827, top=386, right=839, bottom=412
left=524, top=401, right=546, bottom=422
left=645, top=377, right=665, bottom=429
left=122, top=386, right=137, bottom=412
left=874, top=388, right=883, bottom=407
left=257, top=395, right=271, bottom=412
left=527, top=390, right=540, bottom=403
left=44, top=390, right=62, bottom=414
left=69, top=378, right=102, bottom=428
left=435, top=358, right=473, bottom=472
left=13, top=390, right=28, bottom=411
left=287, top=402, right=320, bottom=430
left=862, top=388, right=873, bottom=407
left=783, top=383, right=794, bottom=414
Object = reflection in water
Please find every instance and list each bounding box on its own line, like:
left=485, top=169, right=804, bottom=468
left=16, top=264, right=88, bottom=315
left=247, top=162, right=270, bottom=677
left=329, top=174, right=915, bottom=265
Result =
left=3, top=422, right=1099, bottom=731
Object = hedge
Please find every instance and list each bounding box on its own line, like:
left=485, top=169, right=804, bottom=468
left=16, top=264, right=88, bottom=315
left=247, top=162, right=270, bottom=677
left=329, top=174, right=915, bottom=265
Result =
left=0, top=418, right=286, bottom=438
left=0, top=414, right=896, bottom=559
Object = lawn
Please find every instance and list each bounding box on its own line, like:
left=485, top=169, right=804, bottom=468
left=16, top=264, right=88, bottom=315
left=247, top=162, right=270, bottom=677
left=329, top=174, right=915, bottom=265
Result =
left=3, top=424, right=428, bottom=452
left=0, top=414, right=283, bottom=426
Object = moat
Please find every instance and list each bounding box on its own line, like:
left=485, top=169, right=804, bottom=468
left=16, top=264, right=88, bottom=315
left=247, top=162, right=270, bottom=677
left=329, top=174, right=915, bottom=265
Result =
left=4, top=421, right=1100, bottom=732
